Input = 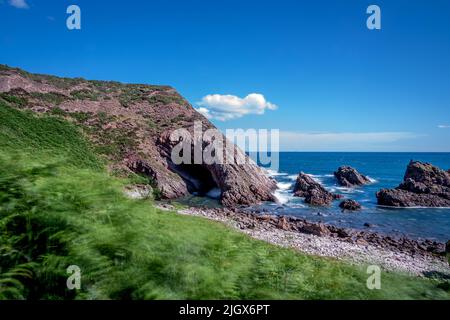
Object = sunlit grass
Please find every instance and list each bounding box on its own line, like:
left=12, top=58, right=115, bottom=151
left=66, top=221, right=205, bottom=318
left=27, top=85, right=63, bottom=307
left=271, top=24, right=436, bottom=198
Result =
left=0, top=102, right=449, bottom=300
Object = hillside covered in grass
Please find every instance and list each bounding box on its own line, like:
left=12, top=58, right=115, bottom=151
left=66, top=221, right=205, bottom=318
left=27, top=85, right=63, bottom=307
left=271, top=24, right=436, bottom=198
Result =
left=0, top=64, right=277, bottom=207
left=1, top=101, right=449, bottom=300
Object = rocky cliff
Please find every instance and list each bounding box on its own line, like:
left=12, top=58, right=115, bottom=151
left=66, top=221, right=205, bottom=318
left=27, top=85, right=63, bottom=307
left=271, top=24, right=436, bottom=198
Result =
left=0, top=65, right=276, bottom=207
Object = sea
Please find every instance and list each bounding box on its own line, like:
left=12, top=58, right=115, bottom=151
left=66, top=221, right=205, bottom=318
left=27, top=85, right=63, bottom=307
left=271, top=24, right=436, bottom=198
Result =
left=256, top=152, right=450, bottom=242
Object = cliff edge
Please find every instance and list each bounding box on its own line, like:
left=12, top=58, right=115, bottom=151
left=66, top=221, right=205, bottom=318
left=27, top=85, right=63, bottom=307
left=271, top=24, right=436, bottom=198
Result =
left=0, top=65, right=276, bottom=207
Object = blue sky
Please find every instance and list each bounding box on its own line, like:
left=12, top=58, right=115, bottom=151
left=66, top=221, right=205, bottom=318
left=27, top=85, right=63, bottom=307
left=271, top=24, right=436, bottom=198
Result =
left=1, top=0, right=449, bottom=151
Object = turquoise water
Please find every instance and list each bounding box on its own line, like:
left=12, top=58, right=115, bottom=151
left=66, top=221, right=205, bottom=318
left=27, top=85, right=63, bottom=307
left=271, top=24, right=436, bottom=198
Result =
left=258, top=152, right=450, bottom=242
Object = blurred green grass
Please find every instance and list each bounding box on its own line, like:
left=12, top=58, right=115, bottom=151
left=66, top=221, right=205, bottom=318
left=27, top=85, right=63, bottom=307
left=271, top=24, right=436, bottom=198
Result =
left=0, top=102, right=449, bottom=300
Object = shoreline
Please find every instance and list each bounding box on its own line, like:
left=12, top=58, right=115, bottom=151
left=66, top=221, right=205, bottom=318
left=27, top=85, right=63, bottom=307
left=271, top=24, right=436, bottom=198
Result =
left=157, top=203, right=450, bottom=277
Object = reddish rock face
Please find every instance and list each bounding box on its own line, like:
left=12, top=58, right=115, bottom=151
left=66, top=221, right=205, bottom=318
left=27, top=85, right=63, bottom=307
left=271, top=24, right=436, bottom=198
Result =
left=334, top=166, right=371, bottom=187
left=376, top=161, right=450, bottom=207
left=339, top=199, right=362, bottom=211
left=0, top=65, right=276, bottom=207
left=292, top=172, right=339, bottom=206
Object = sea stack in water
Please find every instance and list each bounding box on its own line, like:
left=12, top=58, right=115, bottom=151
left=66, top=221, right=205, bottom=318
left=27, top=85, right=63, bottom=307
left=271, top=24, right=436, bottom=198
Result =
left=293, top=172, right=340, bottom=206
left=334, top=166, right=371, bottom=187
left=339, top=199, right=362, bottom=211
left=376, top=161, right=450, bottom=207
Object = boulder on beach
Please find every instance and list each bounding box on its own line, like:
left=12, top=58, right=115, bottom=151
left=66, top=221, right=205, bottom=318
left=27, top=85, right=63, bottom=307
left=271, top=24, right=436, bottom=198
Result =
left=334, top=166, right=371, bottom=187
left=339, top=199, right=362, bottom=211
left=376, top=161, right=450, bottom=207
left=293, top=172, right=340, bottom=206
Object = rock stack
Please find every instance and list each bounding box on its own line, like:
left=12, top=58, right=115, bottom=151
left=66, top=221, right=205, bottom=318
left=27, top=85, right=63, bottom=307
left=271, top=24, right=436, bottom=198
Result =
left=376, top=161, right=450, bottom=207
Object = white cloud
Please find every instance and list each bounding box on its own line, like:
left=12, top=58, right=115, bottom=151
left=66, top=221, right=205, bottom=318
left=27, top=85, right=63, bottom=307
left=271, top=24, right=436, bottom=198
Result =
left=9, top=0, right=29, bottom=9
left=438, top=125, right=450, bottom=129
left=196, top=93, right=277, bottom=121
left=278, top=131, right=420, bottom=151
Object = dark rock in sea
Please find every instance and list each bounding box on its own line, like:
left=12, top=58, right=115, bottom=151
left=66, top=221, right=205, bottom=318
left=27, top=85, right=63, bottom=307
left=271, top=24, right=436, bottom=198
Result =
left=376, top=161, right=450, bottom=207
left=334, top=166, right=371, bottom=187
left=292, top=172, right=340, bottom=206
left=363, top=223, right=373, bottom=228
left=339, top=199, right=362, bottom=211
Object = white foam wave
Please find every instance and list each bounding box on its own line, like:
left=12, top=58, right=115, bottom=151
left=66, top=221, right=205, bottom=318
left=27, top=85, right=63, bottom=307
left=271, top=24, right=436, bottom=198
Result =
left=288, top=203, right=307, bottom=209
left=277, top=182, right=293, bottom=190
left=273, top=190, right=291, bottom=205
left=287, top=173, right=333, bottom=181
left=266, top=169, right=288, bottom=177
left=305, top=174, right=322, bottom=184
left=335, top=187, right=365, bottom=194
left=367, top=176, right=378, bottom=183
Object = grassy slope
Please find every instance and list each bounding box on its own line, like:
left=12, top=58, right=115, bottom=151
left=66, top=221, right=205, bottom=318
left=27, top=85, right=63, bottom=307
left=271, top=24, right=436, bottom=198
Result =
left=0, top=102, right=448, bottom=300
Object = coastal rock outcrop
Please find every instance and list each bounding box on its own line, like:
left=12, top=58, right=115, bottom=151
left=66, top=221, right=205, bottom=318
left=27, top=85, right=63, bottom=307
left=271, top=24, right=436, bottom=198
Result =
left=0, top=65, right=276, bottom=207
left=188, top=207, right=448, bottom=258
left=376, top=161, right=450, bottom=207
left=293, top=172, right=340, bottom=206
left=339, top=199, right=362, bottom=211
left=334, top=166, right=371, bottom=187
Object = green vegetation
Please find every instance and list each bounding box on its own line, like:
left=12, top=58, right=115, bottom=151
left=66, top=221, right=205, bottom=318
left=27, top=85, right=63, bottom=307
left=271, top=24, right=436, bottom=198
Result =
left=21, top=71, right=85, bottom=90
left=0, top=92, right=28, bottom=108
left=146, top=119, right=157, bottom=130
left=145, top=93, right=185, bottom=106
left=68, top=111, right=93, bottom=124
left=49, top=107, right=68, bottom=117
left=0, top=103, right=101, bottom=170
left=0, top=101, right=449, bottom=300
left=88, top=126, right=138, bottom=161
left=70, top=89, right=99, bottom=101
left=118, top=85, right=183, bottom=108
left=0, top=64, right=11, bottom=72
left=29, top=92, right=69, bottom=106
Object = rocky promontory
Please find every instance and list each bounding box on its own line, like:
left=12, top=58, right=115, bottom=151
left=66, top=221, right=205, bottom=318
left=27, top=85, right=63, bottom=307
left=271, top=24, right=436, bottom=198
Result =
left=376, top=161, right=450, bottom=207
left=334, top=166, right=371, bottom=187
left=0, top=65, right=276, bottom=207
